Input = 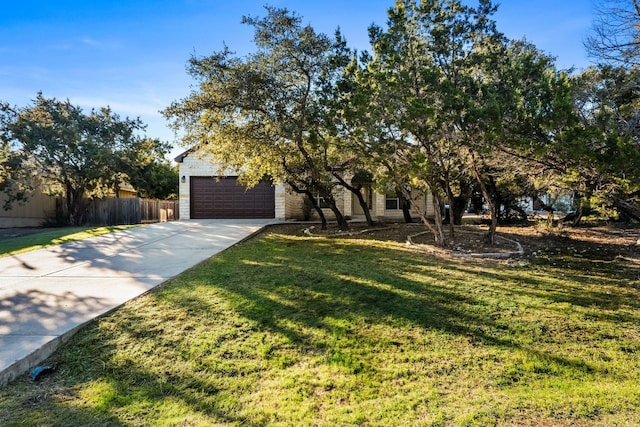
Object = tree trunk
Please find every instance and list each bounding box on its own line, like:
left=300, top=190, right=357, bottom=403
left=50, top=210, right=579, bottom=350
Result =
left=469, top=151, right=496, bottom=245
left=451, top=180, right=472, bottom=226
left=354, top=189, right=375, bottom=226
left=452, top=196, right=467, bottom=225
left=333, top=173, right=375, bottom=226
left=535, top=197, right=555, bottom=226
left=398, top=186, right=444, bottom=245
left=287, top=180, right=328, bottom=230
left=396, top=189, right=413, bottom=223
left=67, top=184, right=86, bottom=226
left=327, top=200, right=349, bottom=231
left=613, top=197, right=640, bottom=222
left=431, top=190, right=446, bottom=246
left=320, top=188, right=349, bottom=231
left=483, top=190, right=498, bottom=245
left=568, top=193, right=592, bottom=227
left=444, top=182, right=455, bottom=239
left=306, top=193, right=328, bottom=230
left=572, top=205, right=584, bottom=227
left=513, top=204, right=528, bottom=222
left=562, top=205, right=583, bottom=227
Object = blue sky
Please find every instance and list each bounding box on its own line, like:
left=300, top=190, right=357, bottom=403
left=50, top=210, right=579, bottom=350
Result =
left=0, top=0, right=595, bottom=159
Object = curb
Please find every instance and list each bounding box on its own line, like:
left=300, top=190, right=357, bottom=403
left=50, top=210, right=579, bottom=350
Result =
left=0, top=324, right=84, bottom=387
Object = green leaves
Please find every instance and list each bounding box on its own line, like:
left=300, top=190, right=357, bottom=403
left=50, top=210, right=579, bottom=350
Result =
left=164, top=1, right=640, bottom=230
left=566, top=65, right=640, bottom=213
left=165, top=7, right=354, bottom=229
left=344, top=0, right=507, bottom=242
left=1, top=94, right=165, bottom=224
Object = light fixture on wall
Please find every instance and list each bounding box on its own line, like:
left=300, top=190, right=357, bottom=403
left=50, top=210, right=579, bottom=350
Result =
left=181, top=176, right=186, bottom=183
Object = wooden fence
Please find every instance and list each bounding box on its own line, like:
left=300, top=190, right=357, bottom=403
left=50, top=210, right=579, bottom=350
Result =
left=84, top=198, right=179, bottom=226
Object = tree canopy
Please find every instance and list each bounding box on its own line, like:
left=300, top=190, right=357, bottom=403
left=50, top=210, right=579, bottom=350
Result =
left=586, top=0, right=640, bottom=67
left=1, top=94, right=176, bottom=224
left=164, top=0, right=640, bottom=243
left=339, top=0, right=577, bottom=244
left=165, top=6, right=354, bottom=230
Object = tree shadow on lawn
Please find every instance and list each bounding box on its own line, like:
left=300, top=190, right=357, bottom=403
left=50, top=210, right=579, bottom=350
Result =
left=447, top=235, right=640, bottom=325
left=7, top=233, right=637, bottom=424
left=0, top=361, right=254, bottom=427
left=453, top=262, right=640, bottom=312
left=0, top=374, right=128, bottom=426
left=0, top=312, right=271, bottom=426
left=178, top=236, right=616, bottom=376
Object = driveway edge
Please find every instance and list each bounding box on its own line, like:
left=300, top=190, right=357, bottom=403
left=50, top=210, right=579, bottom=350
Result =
left=0, top=221, right=273, bottom=388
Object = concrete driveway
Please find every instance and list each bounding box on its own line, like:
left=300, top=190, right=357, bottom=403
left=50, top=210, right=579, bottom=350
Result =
left=0, top=219, right=275, bottom=386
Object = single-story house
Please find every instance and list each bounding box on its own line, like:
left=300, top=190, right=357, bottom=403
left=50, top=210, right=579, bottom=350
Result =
left=175, top=149, right=436, bottom=222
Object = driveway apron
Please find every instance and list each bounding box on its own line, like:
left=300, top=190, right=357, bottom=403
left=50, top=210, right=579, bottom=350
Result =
left=0, top=219, right=273, bottom=386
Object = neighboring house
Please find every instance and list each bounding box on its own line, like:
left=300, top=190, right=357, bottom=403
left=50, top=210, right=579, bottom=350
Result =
left=0, top=186, right=58, bottom=228
left=116, top=182, right=138, bottom=198
left=175, top=149, right=436, bottom=221
left=517, top=193, right=575, bottom=215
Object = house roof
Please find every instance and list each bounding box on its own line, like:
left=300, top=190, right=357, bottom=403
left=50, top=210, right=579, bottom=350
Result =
left=174, top=148, right=193, bottom=163
left=118, top=182, right=137, bottom=193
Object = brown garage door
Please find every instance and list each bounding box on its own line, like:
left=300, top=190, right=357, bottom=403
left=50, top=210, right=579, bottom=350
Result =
left=190, top=176, right=275, bottom=219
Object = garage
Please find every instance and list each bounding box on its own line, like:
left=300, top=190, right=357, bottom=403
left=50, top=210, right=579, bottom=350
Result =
left=190, top=176, right=275, bottom=219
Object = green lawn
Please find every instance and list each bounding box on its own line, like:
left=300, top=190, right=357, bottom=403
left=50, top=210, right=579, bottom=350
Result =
left=0, top=228, right=639, bottom=425
left=0, top=225, right=138, bottom=257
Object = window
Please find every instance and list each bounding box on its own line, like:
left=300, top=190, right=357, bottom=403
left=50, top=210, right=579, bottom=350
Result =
left=315, top=194, right=331, bottom=208
left=385, top=196, right=400, bottom=210
left=386, top=187, right=410, bottom=211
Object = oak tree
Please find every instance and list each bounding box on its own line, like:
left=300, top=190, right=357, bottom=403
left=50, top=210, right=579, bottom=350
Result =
left=1, top=94, right=156, bottom=224
left=164, top=7, right=352, bottom=230
left=345, top=0, right=504, bottom=245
